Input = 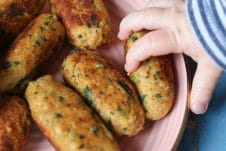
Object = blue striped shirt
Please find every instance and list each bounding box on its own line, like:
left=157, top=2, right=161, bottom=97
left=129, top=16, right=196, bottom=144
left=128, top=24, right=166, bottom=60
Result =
left=186, top=0, right=226, bottom=70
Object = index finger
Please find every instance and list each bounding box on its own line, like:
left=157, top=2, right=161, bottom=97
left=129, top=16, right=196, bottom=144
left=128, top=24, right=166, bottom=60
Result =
left=117, top=7, right=167, bottom=40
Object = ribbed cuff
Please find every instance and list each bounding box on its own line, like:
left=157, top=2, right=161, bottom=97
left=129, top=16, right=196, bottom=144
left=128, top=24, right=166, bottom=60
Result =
left=186, top=0, right=226, bottom=70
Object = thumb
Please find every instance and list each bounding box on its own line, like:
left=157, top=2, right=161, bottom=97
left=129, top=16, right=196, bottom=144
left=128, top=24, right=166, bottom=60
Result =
left=190, top=61, right=223, bottom=114
left=125, top=29, right=179, bottom=73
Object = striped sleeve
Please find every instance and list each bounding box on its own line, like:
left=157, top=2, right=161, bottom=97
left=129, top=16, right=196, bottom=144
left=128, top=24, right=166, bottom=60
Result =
left=186, top=0, right=226, bottom=70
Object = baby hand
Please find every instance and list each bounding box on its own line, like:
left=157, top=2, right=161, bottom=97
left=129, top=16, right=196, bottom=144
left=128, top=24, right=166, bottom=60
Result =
left=118, top=0, right=223, bottom=114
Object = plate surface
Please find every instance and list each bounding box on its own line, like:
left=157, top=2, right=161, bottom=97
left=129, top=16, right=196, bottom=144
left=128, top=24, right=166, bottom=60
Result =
left=24, top=0, right=189, bottom=151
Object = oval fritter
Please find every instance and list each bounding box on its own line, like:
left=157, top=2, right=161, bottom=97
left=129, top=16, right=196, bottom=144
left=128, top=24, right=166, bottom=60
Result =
left=0, top=96, right=32, bottom=151
left=62, top=50, right=145, bottom=136
left=25, top=75, right=120, bottom=151
left=0, top=13, right=65, bottom=93
left=50, top=0, right=110, bottom=50
left=0, top=0, right=45, bottom=47
left=125, top=31, right=175, bottom=120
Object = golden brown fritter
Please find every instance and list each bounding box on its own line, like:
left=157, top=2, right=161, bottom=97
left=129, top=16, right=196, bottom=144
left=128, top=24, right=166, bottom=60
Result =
left=25, top=75, right=120, bottom=151
left=61, top=50, right=145, bottom=136
left=0, top=96, right=32, bottom=151
left=0, top=13, right=65, bottom=94
left=50, top=0, right=110, bottom=50
left=0, top=0, right=45, bottom=47
left=125, top=31, right=175, bottom=120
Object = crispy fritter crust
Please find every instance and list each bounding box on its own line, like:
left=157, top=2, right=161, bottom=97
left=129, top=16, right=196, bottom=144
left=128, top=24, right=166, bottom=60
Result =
left=25, top=75, right=120, bottom=151
left=0, top=96, right=32, bottom=151
left=50, top=0, right=110, bottom=50
left=0, top=13, right=65, bottom=93
left=125, top=31, right=175, bottom=120
left=62, top=50, right=145, bottom=136
left=0, top=0, right=45, bottom=47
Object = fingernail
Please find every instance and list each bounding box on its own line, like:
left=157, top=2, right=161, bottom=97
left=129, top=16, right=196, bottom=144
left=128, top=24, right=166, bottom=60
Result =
left=124, top=64, right=131, bottom=75
left=191, top=102, right=208, bottom=114
left=124, top=64, right=128, bottom=71
left=117, top=33, right=122, bottom=39
left=125, top=64, right=132, bottom=73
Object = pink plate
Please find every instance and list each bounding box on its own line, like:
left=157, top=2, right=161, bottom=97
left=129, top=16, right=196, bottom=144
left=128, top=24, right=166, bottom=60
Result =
left=24, top=0, right=189, bottom=151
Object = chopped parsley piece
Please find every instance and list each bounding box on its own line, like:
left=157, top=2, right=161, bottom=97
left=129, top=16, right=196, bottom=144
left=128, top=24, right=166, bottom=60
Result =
left=156, top=71, right=161, bottom=76
left=47, top=15, right=53, bottom=20
left=1, top=61, right=12, bottom=70
left=83, top=86, right=93, bottom=106
left=155, top=93, right=163, bottom=99
left=109, top=111, right=114, bottom=115
left=139, top=94, right=147, bottom=103
left=14, top=61, right=20, bottom=65
left=96, top=64, right=105, bottom=69
left=78, top=34, right=83, bottom=39
left=55, top=113, right=64, bottom=119
left=130, top=75, right=137, bottom=82
left=122, top=128, right=127, bottom=131
left=39, top=26, right=45, bottom=31
left=44, top=21, right=49, bottom=26
left=144, top=59, right=151, bottom=65
left=91, top=127, right=99, bottom=136
left=129, top=35, right=138, bottom=42
left=35, top=40, right=41, bottom=46
left=58, top=96, right=65, bottom=103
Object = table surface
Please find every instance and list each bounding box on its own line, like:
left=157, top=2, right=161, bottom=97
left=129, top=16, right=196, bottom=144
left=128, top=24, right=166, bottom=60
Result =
left=178, top=60, right=226, bottom=151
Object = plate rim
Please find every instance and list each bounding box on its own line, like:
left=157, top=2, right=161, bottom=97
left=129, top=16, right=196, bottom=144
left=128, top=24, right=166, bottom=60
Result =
left=172, top=54, right=191, bottom=150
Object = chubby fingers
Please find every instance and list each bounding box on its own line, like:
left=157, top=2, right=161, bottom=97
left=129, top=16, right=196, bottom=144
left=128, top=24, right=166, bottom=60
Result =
left=118, top=7, right=167, bottom=40
left=190, top=61, right=223, bottom=114
left=125, top=29, right=178, bottom=73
